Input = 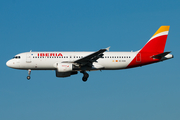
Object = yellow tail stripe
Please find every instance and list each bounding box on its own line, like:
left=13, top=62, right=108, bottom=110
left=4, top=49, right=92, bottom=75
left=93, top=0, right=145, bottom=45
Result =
left=152, top=26, right=170, bottom=37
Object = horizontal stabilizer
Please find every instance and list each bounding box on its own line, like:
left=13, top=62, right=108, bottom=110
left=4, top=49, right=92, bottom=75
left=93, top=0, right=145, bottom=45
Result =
left=152, top=51, right=171, bottom=59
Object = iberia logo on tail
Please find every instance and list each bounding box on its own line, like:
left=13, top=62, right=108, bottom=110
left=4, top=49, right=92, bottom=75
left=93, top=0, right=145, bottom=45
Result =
left=127, top=26, right=170, bottom=68
left=140, top=26, right=170, bottom=53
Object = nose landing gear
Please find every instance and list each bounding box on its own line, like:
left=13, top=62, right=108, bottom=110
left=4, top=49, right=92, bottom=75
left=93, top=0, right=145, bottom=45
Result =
left=81, top=71, right=89, bottom=82
left=27, top=69, right=31, bottom=80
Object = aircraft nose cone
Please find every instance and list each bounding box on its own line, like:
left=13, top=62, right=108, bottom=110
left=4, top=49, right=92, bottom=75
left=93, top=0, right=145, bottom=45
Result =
left=6, top=60, right=14, bottom=68
left=6, top=60, right=11, bottom=67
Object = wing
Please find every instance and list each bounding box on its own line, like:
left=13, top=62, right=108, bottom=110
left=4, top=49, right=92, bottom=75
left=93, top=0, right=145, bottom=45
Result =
left=74, top=47, right=110, bottom=67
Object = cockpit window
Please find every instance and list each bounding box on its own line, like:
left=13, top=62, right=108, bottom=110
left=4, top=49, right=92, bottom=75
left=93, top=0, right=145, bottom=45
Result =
left=13, top=56, right=21, bottom=59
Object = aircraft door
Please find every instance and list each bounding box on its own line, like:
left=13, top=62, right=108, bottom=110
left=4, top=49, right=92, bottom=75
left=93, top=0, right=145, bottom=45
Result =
left=26, top=53, right=32, bottom=63
left=136, top=53, right=141, bottom=62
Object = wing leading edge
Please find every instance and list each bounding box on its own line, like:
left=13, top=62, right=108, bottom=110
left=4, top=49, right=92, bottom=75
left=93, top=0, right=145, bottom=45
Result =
left=74, top=47, right=110, bottom=67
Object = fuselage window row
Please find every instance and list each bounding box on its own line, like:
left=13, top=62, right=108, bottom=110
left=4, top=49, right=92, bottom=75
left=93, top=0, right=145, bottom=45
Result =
left=32, top=56, right=131, bottom=59
left=104, top=56, right=130, bottom=58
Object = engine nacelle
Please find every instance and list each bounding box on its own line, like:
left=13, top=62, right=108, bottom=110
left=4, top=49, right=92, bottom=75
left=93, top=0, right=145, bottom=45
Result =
left=55, top=63, right=78, bottom=77
left=56, top=71, right=78, bottom=77
left=57, top=63, right=73, bottom=72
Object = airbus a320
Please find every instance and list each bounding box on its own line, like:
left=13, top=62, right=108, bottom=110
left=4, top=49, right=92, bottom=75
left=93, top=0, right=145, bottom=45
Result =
left=6, top=26, right=173, bottom=82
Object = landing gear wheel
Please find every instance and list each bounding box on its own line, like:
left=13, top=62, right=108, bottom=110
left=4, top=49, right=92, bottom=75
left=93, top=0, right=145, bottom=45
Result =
left=82, top=72, right=89, bottom=82
left=27, top=69, right=31, bottom=80
left=82, top=77, right=87, bottom=82
left=27, top=76, right=31, bottom=80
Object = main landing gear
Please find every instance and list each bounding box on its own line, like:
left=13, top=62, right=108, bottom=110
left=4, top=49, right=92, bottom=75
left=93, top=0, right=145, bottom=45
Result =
left=81, top=71, right=89, bottom=82
left=27, top=69, right=31, bottom=80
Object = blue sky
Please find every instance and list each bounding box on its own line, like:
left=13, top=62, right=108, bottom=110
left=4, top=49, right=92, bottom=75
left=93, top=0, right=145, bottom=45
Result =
left=1, top=0, right=180, bottom=120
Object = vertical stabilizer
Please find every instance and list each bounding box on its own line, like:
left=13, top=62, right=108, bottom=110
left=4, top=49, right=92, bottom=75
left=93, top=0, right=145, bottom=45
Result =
left=140, top=26, right=170, bottom=53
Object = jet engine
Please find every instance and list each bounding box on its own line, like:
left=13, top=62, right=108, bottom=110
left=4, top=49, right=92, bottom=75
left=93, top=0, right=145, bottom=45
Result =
left=57, top=63, right=73, bottom=72
left=56, top=63, right=78, bottom=77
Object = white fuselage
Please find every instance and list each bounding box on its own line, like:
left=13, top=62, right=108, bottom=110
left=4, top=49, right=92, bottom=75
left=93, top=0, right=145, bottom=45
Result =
left=6, top=51, right=138, bottom=71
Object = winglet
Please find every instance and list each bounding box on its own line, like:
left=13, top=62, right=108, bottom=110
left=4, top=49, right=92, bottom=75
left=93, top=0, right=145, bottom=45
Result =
left=106, top=46, right=110, bottom=51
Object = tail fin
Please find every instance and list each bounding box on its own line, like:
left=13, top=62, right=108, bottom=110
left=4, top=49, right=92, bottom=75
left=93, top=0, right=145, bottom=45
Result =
left=140, top=26, right=170, bottom=53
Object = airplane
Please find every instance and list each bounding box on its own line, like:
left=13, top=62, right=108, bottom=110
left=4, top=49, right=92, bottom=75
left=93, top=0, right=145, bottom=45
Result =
left=6, top=26, right=173, bottom=82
